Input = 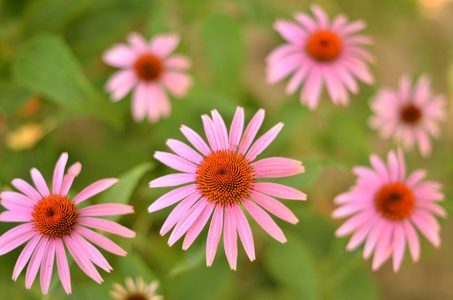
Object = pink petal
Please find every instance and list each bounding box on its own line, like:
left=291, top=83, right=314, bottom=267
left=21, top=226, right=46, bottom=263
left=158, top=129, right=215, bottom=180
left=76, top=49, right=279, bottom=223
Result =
left=345, top=213, right=380, bottom=251
left=301, top=66, right=322, bottom=110
left=246, top=123, right=283, bottom=161
left=243, top=199, right=286, bottom=243
left=25, top=237, right=48, bottom=289
left=211, top=110, right=229, bottom=150
left=266, top=53, right=303, bottom=84
left=0, top=211, right=32, bottom=222
left=387, top=150, right=399, bottom=183
left=131, top=81, right=149, bottom=122
left=162, top=72, right=192, bottom=98
left=332, top=201, right=372, bottom=219
left=335, top=210, right=376, bottom=237
left=30, top=168, right=50, bottom=198
left=150, top=34, right=180, bottom=58
left=238, top=109, right=265, bottom=155
left=273, top=20, right=306, bottom=45
left=13, top=235, right=42, bottom=281
left=164, top=54, right=192, bottom=70
left=232, top=204, right=255, bottom=261
left=398, top=74, right=411, bottom=101
left=405, top=169, right=427, bottom=188
left=202, top=114, right=220, bottom=151
left=340, top=20, right=366, bottom=36
left=166, top=139, right=203, bottom=164
left=60, top=162, right=82, bottom=196
left=392, top=222, right=406, bottom=272
left=403, top=220, right=420, bottom=262
left=105, top=70, right=137, bottom=102
left=150, top=173, right=196, bottom=188
left=397, top=148, right=406, bottom=182
left=78, top=203, right=134, bottom=217
left=310, top=4, right=330, bottom=28
left=55, top=239, right=72, bottom=294
left=103, top=44, right=136, bottom=68
left=159, top=193, right=200, bottom=236
left=168, top=200, right=207, bottom=246
left=71, top=232, right=112, bottom=272
left=415, top=128, right=432, bottom=157
left=40, top=238, right=56, bottom=295
left=11, top=179, right=42, bottom=201
left=224, top=205, right=238, bottom=270
left=183, top=202, right=215, bottom=250
left=206, top=206, right=223, bottom=266
left=363, top=218, right=386, bottom=259
left=285, top=61, right=311, bottom=95
left=369, top=154, right=388, bottom=183
left=252, top=157, right=304, bottom=178
left=266, top=44, right=300, bottom=65
left=73, top=178, right=119, bottom=205
left=78, top=217, right=136, bottom=238
left=154, top=151, right=197, bottom=174
left=294, top=12, right=317, bottom=32
left=254, top=182, right=306, bottom=200
left=1, top=191, right=36, bottom=207
left=52, top=153, right=68, bottom=195
left=416, top=202, right=447, bottom=218
left=76, top=226, right=127, bottom=256
left=249, top=191, right=298, bottom=224
left=180, top=125, right=212, bottom=156
left=148, top=184, right=197, bottom=213
left=148, top=83, right=171, bottom=122
left=127, top=32, right=148, bottom=54
left=229, top=107, right=244, bottom=151
left=0, top=223, right=36, bottom=255
left=411, top=213, right=441, bottom=247
left=371, top=222, right=393, bottom=270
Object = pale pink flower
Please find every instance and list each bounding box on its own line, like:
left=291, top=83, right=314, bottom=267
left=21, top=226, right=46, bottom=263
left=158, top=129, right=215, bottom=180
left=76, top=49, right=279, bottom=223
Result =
left=369, top=74, right=446, bottom=157
left=103, top=32, right=192, bottom=123
left=0, top=153, right=136, bottom=294
left=149, top=107, right=306, bottom=270
left=266, top=5, right=374, bottom=110
left=333, top=149, right=445, bottom=272
left=110, top=277, right=162, bottom=300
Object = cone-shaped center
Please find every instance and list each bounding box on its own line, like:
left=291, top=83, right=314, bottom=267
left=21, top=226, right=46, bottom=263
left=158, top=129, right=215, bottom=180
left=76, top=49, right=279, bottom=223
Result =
left=400, top=104, right=422, bottom=125
left=375, top=182, right=415, bottom=220
left=134, top=54, right=163, bottom=81
left=33, top=195, right=78, bottom=237
left=196, top=150, right=254, bottom=206
left=125, top=294, right=147, bottom=300
left=306, top=30, right=342, bottom=62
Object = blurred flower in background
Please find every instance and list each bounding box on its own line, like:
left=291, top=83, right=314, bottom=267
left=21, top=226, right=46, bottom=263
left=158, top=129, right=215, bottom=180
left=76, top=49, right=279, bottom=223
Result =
left=333, top=149, right=446, bottom=272
left=103, top=32, right=192, bottom=123
left=110, top=277, right=162, bottom=300
left=369, top=74, right=446, bottom=157
left=266, top=4, right=374, bottom=110
left=149, top=107, right=305, bottom=270
left=0, top=153, right=136, bottom=294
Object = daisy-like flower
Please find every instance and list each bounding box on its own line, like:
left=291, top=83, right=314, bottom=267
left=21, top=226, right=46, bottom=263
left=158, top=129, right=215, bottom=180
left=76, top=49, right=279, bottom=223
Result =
left=266, top=5, right=374, bottom=110
left=110, top=277, right=162, bottom=300
left=149, top=107, right=306, bottom=270
left=103, top=32, right=192, bottom=123
left=369, top=74, right=446, bottom=157
left=332, top=149, right=446, bottom=272
left=0, top=153, right=136, bottom=294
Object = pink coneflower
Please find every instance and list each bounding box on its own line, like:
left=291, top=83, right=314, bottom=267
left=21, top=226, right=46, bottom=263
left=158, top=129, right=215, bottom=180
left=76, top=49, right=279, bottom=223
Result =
left=369, top=74, right=446, bottom=157
left=110, top=277, right=162, bottom=300
left=0, top=153, right=135, bottom=294
left=332, top=149, right=445, bottom=272
left=266, top=5, right=374, bottom=110
left=149, top=107, right=306, bottom=270
left=103, top=32, right=192, bottom=123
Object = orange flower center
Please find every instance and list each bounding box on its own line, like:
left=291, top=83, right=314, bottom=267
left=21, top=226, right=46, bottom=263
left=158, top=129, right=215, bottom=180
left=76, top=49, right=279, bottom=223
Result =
left=400, top=104, right=422, bottom=125
left=306, top=30, right=342, bottom=62
left=196, top=150, right=254, bottom=206
left=375, top=182, right=415, bottom=221
left=134, top=54, right=163, bottom=81
left=125, top=294, right=147, bottom=300
left=32, top=195, right=78, bottom=238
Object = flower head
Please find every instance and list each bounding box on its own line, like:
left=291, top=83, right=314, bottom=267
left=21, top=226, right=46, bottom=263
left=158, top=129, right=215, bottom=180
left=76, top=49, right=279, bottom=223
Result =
left=369, top=74, right=446, bottom=157
left=110, top=277, right=162, bottom=300
left=333, top=149, right=446, bottom=272
left=0, top=153, right=136, bottom=294
left=266, top=5, right=374, bottom=110
left=149, top=107, right=306, bottom=270
left=103, top=32, right=192, bottom=123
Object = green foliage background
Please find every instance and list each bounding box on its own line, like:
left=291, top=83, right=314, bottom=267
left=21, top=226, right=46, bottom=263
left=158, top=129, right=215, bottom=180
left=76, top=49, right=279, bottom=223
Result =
left=0, top=0, right=452, bottom=299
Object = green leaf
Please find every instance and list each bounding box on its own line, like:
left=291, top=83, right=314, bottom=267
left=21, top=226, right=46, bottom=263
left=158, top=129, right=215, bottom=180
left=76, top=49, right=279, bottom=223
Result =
left=200, top=14, right=243, bottom=95
left=12, top=34, right=122, bottom=128
left=99, top=162, right=153, bottom=220
left=264, top=232, right=318, bottom=300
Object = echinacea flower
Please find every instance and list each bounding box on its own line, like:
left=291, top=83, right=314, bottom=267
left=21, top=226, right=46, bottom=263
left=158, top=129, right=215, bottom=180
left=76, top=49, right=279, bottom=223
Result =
left=369, top=74, right=446, bottom=157
left=110, top=277, right=162, bottom=300
left=103, top=32, right=192, bottom=123
left=149, top=107, right=306, bottom=270
left=266, top=5, right=374, bottom=109
left=0, top=153, right=135, bottom=294
left=332, top=149, right=445, bottom=272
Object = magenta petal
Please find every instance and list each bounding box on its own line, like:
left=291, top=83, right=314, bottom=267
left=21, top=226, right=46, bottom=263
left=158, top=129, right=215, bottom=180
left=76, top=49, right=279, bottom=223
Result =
left=335, top=210, right=376, bottom=237
left=229, top=107, right=245, bottom=151
left=180, top=125, right=212, bottom=156
left=249, top=191, right=298, bottom=224
left=30, top=168, right=50, bottom=198
left=164, top=54, right=192, bottom=70
left=403, top=220, right=420, bottom=262
left=246, top=123, right=283, bottom=161
left=166, top=139, right=203, bottom=164
left=206, top=206, right=223, bottom=267
left=371, top=222, right=393, bottom=270
left=363, top=218, right=386, bottom=259
left=25, top=237, right=48, bottom=289
left=254, top=182, right=306, bottom=200
left=60, top=162, right=82, bottom=196
left=131, top=81, right=149, bottom=122
left=243, top=199, right=286, bottom=243
left=72, top=179, right=118, bottom=205
left=0, top=223, right=36, bottom=255
left=13, top=234, right=42, bottom=281
left=273, top=20, right=306, bottom=45
left=148, top=184, right=197, bottom=213
left=238, top=109, right=265, bottom=155
left=76, top=226, right=127, bottom=256
left=252, top=157, right=304, bottom=178
left=183, top=202, right=215, bottom=250
left=127, top=32, right=148, bottom=54
left=232, top=204, right=255, bottom=262
left=102, top=44, right=136, bottom=68
left=159, top=193, right=200, bottom=236
left=55, top=239, right=72, bottom=294
left=150, top=34, right=180, bottom=58
left=202, top=114, right=220, bottom=151
left=71, top=232, right=112, bottom=272
left=168, top=200, right=207, bottom=246
left=345, top=213, right=380, bottom=251
left=40, top=238, right=56, bottom=295
left=224, top=206, right=238, bottom=270
left=411, top=213, right=440, bottom=247
left=78, top=217, right=136, bottom=238
left=52, top=153, right=68, bottom=195
left=154, top=151, right=197, bottom=174
left=0, top=211, right=32, bottom=222
left=211, top=110, right=229, bottom=151
left=392, top=222, right=406, bottom=272
left=78, top=203, right=134, bottom=217
left=162, top=71, right=192, bottom=98
left=12, top=179, right=43, bottom=201
left=149, top=173, right=196, bottom=188
left=1, top=191, right=36, bottom=207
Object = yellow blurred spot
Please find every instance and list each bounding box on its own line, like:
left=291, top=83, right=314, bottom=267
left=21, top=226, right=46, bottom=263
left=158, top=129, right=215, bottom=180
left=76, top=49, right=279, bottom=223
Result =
left=419, top=0, right=453, bottom=17
left=6, top=123, right=45, bottom=151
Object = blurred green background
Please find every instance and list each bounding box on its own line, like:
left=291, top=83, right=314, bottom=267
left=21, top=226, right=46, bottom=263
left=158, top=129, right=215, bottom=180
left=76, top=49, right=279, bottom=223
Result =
left=0, top=0, right=452, bottom=299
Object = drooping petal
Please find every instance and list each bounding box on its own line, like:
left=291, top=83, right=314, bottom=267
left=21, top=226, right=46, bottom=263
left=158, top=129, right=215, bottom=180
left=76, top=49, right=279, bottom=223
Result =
left=231, top=204, right=255, bottom=261
left=249, top=191, right=298, bottom=224
left=254, top=182, right=306, bottom=200
left=25, top=237, right=49, bottom=289
left=183, top=202, right=215, bottom=250
left=78, top=217, right=136, bottom=238
left=40, top=238, right=56, bottom=295
left=76, top=226, right=127, bottom=256
left=223, top=205, right=238, bottom=270
left=206, top=206, right=223, bottom=267
left=148, top=184, right=197, bottom=213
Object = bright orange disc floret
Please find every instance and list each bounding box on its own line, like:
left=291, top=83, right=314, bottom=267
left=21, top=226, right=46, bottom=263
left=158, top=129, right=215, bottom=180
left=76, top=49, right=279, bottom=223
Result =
left=375, top=182, right=415, bottom=221
left=306, top=30, right=342, bottom=62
